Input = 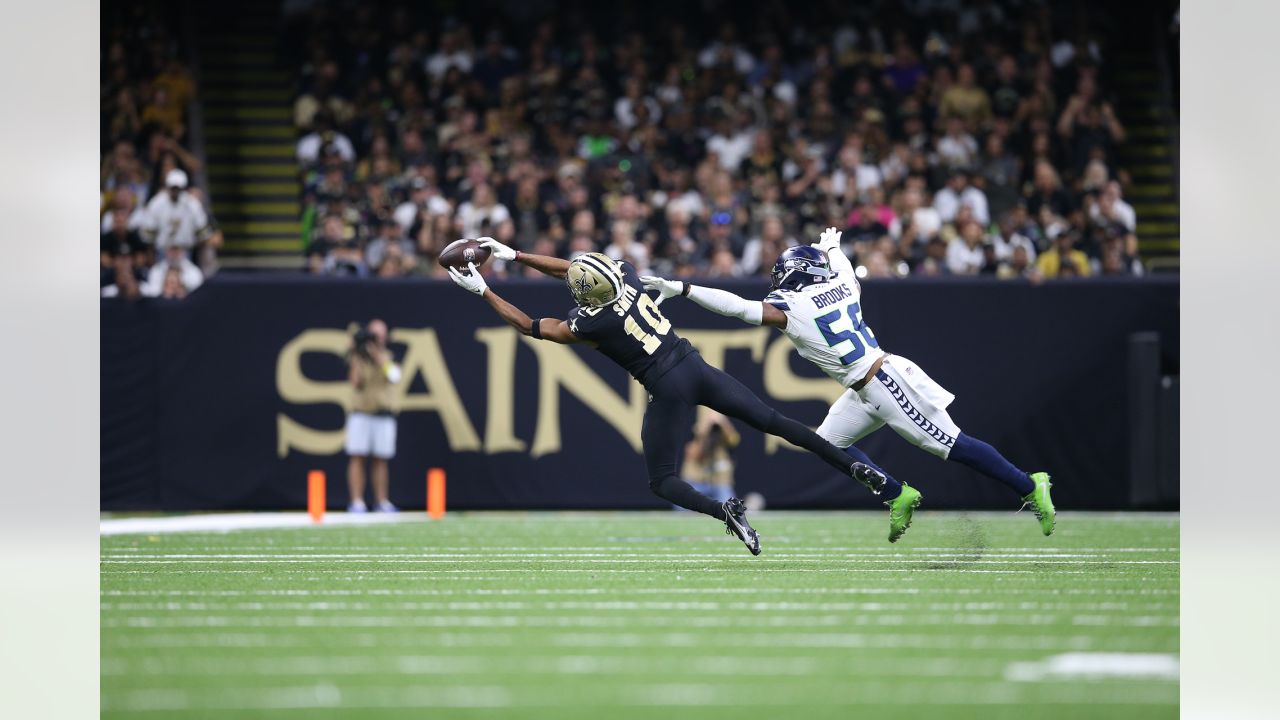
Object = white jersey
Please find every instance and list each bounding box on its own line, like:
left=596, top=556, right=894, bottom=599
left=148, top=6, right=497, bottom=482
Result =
left=765, top=273, right=886, bottom=388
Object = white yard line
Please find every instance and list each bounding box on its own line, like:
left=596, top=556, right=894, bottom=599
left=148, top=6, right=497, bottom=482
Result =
left=100, top=511, right=1180, bottom=536
left=100, top=551, right=1175, bottom=560
left=100, top=557, right=1179, bottom=565
left=99, top=567, right=1171, bottom=576
left=100, top=512, right=421, bottom=536
left=1005, top=652, right=1179, bottom=681
left=100, top=600, right=1172, bottom=613
left=101, top=653, right=993, bottom=679
left=99, top=609, right=1177, bottom=627
left=100, top=586, right=1180, bottom=599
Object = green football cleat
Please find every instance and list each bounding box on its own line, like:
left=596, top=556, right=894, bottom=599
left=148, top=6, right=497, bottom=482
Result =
left=886, top=484, right=922, bottom=543
left=1022, top=472, right=1056, bottom=536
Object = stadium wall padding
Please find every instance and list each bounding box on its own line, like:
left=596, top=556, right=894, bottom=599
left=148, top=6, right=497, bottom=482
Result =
left=101, top=276, right=1179, bottom=512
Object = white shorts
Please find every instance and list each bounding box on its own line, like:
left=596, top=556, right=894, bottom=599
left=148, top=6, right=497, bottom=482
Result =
left=345, top=412, right=397, bottom=459
left=815, top=355, right=961, bottom=459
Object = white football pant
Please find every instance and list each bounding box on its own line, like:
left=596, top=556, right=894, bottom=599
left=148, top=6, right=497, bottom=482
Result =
left=816, top=355, right=961, bottom=459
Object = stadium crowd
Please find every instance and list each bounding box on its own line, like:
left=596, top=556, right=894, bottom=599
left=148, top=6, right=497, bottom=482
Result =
left=290, top=0, right=1143, bottom=282
left=100, top=1, right=220, bottom=300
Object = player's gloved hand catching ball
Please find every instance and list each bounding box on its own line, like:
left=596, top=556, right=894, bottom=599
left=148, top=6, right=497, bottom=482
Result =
left=814, top=226, right=842, bottom=253
left=447, top=263, right=488, bottom=296
left=640, top=275, right=684, bottom=305
left=476, top=237, right=516, bottom=262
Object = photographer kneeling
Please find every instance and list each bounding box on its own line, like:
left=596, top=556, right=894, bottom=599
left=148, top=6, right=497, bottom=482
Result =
left=346, top=319, right=402, bottom=513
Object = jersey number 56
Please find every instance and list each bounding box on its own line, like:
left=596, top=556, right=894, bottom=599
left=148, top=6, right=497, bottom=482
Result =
left=816, top=302, right=879, bottom=365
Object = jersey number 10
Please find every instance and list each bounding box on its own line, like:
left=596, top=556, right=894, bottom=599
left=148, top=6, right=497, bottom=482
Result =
left=816, top=302, right=879, bottom=365
left=624, top=294, right=672, bottom=354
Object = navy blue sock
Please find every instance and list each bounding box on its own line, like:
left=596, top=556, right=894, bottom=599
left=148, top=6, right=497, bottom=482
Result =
left=844, top=444, right=903, bottom=500
left=948, top=432, right=1034, bottom=495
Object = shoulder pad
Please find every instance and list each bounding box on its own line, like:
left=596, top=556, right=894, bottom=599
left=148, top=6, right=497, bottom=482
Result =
left=763, top=290, right=790, bottom=311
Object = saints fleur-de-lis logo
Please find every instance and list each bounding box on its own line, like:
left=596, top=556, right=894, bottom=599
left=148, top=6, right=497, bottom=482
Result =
left=574, top=275, right=594, bottom=293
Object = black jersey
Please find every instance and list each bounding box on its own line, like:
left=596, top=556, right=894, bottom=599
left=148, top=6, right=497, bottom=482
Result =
left=567, top=262, right=695, bottom=387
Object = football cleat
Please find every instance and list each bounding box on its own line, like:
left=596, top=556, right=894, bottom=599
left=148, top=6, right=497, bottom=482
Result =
left=887, top=484, right=923, bottom=543
left=347, top=499, right=368, bottom=514
left=851, top=462, right=887, bottom=495
left=722, top=497, right=761, bottom=555
left=1021, top=472, right=1056, bottom=536
left=375, top=500, right=399, bottom=513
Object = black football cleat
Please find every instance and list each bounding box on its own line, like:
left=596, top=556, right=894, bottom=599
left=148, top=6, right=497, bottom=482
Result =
left=722, top=497, right=761, bottom=555
left=852, top=462, right=887, bottom=495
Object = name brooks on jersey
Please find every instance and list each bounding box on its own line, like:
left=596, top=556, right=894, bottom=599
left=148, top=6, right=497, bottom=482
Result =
left=811, top=283, right=852, bottom=309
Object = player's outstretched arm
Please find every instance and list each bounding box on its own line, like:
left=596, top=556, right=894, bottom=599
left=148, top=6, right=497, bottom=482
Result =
left=814, top=226, right=855, bottom=278
left=477, top=238, right=570, bottom=279
left=447, top=263, right=584, bottom=344
left=640, top=275, right=786, bottom=328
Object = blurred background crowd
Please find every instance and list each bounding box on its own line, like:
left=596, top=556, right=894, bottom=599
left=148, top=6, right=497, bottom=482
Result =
left=288, top=0, right=1143, bottom=282
left=101, top=0, right=1157, bottom=300
left=100, top=3, right=222, bottom=299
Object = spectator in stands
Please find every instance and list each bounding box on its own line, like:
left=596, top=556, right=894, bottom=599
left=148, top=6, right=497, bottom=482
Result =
left=146, top=244, right=204, bottom=297
left=142, top=169, right=209, bottom=253
left=100, top=251, right=148, bottom=301
left=935, top=117, right=980, bottom=170
left=978, top=133, right=1021, bottom=220
left=998, top=242, right=1041, bottom=281
left=1036, top=230, right=1092, bottom=278
left=917, top=237, right=952, bottom=276
left=309, top=214, right=367, bottom=276
left=1057, top=75, right=1126, bottom=174
left=707, top=113, right=754, bottom=173
left=947, top=220, right=988, bottom=275
left=939, top=63, right=992, bottom=128
left=603, top=220, right=651, bottom=273
left=297, top=112, right=356, bottom=169
left=101, top=209, right=147, bottom=267
left=934, top=170, right=990, bottom=226
left=891, top=186, right=942, bottom=265
left=1026, top=160, right=1074, bottom=218
left=366, top=218, right=418, bottom=277
left=394, top=175, right=451, bottom=233
left=425, top=27, right=474, bottom=80
left=455, top=183, right=512, bottom=240
left=101, top=209, right=153, bottom=300
left=1088, top=180, right=1137, bottom=233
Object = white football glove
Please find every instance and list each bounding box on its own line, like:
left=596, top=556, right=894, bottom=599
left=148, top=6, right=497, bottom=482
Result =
left=476, top=237, right=516, bottom=261
left=814, top=226, right=842, bottom=253
left=639, top=275, right=684, bottom=306
left=447, top=263, right=488, bottom=296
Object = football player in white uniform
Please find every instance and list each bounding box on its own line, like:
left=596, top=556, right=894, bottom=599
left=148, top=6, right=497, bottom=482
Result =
left=641, top=228, right=1055, bottom=542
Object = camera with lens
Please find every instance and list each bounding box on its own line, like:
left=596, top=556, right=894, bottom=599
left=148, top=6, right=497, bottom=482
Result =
left=352, top=325, right=377, bottom=361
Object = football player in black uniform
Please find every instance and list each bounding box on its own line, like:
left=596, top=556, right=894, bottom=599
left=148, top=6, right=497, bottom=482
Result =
left=447, top=240, right=887, bottom=555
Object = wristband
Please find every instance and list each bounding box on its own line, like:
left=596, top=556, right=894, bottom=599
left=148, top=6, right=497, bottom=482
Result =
left=514, top=250, right=523, bottom=262
left=529, top=318, right=543, bottom=339
left=681, top=282, right=692, bottom=298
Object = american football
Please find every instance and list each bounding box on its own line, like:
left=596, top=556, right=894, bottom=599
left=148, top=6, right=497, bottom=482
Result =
left=438, top=238, right=492, bottom=270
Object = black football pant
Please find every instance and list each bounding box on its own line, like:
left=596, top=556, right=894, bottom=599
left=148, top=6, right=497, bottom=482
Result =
left=642, top=353, right=855, bottom=519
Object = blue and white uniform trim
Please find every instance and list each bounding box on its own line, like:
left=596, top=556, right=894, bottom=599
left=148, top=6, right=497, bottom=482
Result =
left=876, top=370, right=956, bottom=448
left=763, top=291, right=790, bottom=311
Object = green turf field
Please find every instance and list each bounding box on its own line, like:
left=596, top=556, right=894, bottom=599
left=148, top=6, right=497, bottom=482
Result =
left=101, top=511, right=1178, bottom=719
